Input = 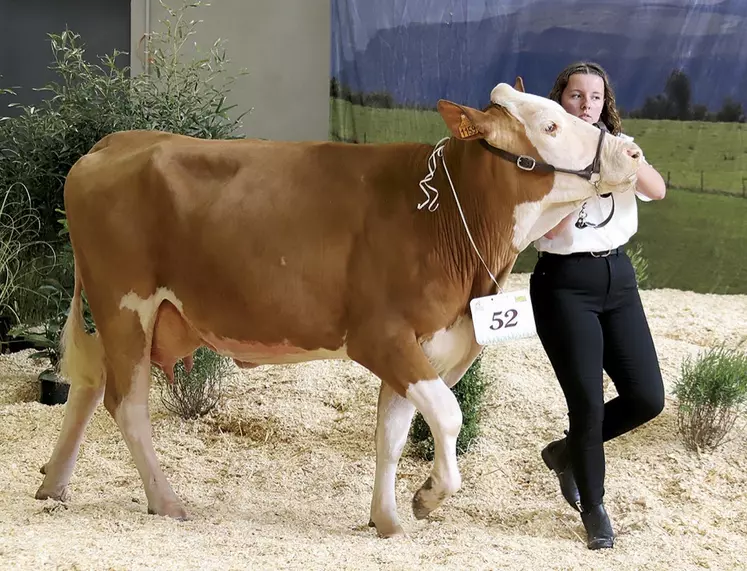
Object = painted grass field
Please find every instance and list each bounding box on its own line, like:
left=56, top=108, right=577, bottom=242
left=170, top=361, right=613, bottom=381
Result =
left=513, top=189, right=747, bottom=295
left=623, top=119, right=747, bottom=196
left=329, top=98, right=747, bottom=295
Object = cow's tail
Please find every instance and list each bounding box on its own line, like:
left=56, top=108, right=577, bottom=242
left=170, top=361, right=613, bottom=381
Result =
left=60, top=265, right=105, bottom=389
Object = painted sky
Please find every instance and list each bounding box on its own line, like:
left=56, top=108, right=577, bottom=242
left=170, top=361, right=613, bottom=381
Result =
left=331, top=0, right=747, bottom=111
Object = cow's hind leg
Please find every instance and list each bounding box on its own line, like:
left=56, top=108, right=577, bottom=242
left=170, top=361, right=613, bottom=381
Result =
left=35, top=382, right=104, bottom=501
left=350, top=328, right=463, bottom=536
left=368, top=381, right=416, bottom=537
left=101, top=310, right=188, bottom=519
left=36, top=274, right=106, bottom=502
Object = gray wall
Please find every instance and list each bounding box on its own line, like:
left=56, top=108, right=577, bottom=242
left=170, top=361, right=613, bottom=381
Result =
left=131, top=0, right=331, bottom=142
left=0, top=0, right=130, bottom=114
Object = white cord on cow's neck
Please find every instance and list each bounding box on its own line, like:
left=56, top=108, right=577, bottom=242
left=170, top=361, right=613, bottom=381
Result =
left=417, top=137, right=449, bottom=212
left=417, top=138, right=503, bottom=293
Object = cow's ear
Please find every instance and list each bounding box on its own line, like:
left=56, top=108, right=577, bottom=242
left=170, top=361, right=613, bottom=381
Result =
left=437, top=100, right=488, bottom=141
left=514, top=76, right=525, bottom=93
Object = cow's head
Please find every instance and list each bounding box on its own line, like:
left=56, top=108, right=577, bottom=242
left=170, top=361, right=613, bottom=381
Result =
left=436, top=79, right=643, bottom=249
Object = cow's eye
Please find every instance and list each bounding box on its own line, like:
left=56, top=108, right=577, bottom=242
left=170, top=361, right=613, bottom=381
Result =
left=544, top=122, right=557, bottom=134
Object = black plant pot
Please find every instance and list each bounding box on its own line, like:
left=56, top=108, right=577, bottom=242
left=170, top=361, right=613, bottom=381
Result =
left=39, top=369, right=70, bottom=406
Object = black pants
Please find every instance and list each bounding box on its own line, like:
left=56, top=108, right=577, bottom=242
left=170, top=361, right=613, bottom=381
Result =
left=529, top=249, right=665, bottom=508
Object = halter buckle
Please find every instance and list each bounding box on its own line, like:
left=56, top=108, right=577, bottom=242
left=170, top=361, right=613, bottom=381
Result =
left=516, top=155, right=536, bottom=171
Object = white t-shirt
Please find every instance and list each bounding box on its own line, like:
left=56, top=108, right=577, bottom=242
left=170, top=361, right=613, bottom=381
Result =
left=532, top=133, right=652, bottom=255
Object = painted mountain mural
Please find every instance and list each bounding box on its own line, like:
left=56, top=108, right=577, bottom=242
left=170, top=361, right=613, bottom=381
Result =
left=331, top=0, right=747, bottom=113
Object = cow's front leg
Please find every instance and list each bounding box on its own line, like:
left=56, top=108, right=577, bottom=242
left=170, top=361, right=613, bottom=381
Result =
left=350, top=327, right=463, bottom=535
left=368, top=381, right=416, bottom=537
left=406, top=377, right=463, bottom=519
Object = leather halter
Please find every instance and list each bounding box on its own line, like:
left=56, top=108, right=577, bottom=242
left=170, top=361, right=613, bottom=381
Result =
left=478, top=126, right=615, bottom=229
left=478, top=127, right=605, bottom=185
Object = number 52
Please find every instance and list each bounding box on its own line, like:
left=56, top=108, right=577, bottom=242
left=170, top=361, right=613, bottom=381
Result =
left=490, top=309, right=518, bottom=330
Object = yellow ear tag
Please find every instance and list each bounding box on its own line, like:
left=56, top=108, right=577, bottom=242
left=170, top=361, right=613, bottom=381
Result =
left=458, top=114, right=479, bottom=138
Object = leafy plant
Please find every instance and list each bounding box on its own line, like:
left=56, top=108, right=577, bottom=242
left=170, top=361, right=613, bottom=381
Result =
left=133, top=0, right=250, bottom=139
left=8, top=307, right=64, bottom=372
left=0, top=183, right=44, bottom=318
left=6, top=211, right=94, bottom=372
left=673, top=343, right=747, bottom=452
left=6, top=276, right=86, bottom=375
left=154, top=347, right=232, bottom=419
left=0, top=0, right=249, bottom=327
left=628, top=241, right=650, bottom=289
left=1, top=1, right=248, bottom=238
left=408, top=354, right=490, bottom=460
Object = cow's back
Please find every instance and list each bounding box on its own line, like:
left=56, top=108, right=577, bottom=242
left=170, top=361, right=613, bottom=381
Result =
left=66, top=130, right=429, bottom=229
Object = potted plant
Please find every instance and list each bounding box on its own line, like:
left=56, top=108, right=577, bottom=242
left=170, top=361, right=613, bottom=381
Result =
left=5, top=213, right=93, bottom=404
left=7, top=213, right=85, bottom=405
left=9, top=297, right=69, bottom=405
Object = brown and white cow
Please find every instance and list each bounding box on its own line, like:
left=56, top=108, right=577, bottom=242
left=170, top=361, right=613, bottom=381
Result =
left=34, top=79, right=642, bottom=537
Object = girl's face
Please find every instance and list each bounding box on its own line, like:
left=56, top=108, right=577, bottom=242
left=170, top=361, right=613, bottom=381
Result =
left=560, top=73, right=605, bottom=124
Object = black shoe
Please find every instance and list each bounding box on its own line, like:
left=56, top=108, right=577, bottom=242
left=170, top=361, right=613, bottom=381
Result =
left=580, top=503, right=615, bottom=550
left=541, top=436, right=582, bottom=512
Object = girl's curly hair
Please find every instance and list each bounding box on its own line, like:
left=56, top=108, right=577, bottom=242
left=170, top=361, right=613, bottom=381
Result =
left=548, top=61, right=623, bottom=135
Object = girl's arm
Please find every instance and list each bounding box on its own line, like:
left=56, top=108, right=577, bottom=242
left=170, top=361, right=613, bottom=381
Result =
left=634, top=160, right=666, bottom=200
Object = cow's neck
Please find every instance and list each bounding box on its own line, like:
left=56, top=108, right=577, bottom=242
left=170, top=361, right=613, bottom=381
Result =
left=438, top=138, right=589, bottom=255
left=423, top=137, right=522, bottom=299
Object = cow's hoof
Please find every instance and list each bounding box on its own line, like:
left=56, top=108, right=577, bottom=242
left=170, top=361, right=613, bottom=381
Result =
left=411, top=477, right=446, bottom=520
left=147, top=502, right=190, bottom=521
left=35, top=483, right=71, bottom=503
left=368, top=518, right=405, bottom=538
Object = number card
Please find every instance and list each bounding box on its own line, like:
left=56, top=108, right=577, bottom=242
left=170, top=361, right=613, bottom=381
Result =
left=470, top=290, right=537, bottom=345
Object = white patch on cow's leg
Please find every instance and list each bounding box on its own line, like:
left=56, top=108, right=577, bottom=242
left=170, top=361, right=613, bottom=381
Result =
left=113, top=293, right=188, bottom=520
left=406, top=378, right=463, bottom=519
left=421, top=314, right=483, bottom=389
left=113, top=358, right=188, bottom=520
left=442, top=342, right=483, bottom=389
left=368, top=382, right=416, bottom=538
left=421, top=315, right=476, bottom=378
left=35, top=382, right=104, bottom=501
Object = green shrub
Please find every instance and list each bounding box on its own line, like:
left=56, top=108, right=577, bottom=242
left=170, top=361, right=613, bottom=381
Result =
left=7, top=211, right=96, bottom=370
left=0, top=0, right=249, bottom=326
left=673, top=343, right=747, bottom=452
left=132, top=0, right=250, bottom=138
left=408, top=354, right=489, bottom=460
left=627, top=241, right=650, bottom=289
left=0, top=184, right=44, bottom=318
left=154, top=347, right=233, bottom=420
left=1, top=0, right=248, bottom=239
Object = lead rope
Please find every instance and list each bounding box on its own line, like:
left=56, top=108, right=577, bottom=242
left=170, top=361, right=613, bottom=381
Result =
left=575, top=193, right=616, bottom=229
left=417, top=138, right=504, bottom=294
